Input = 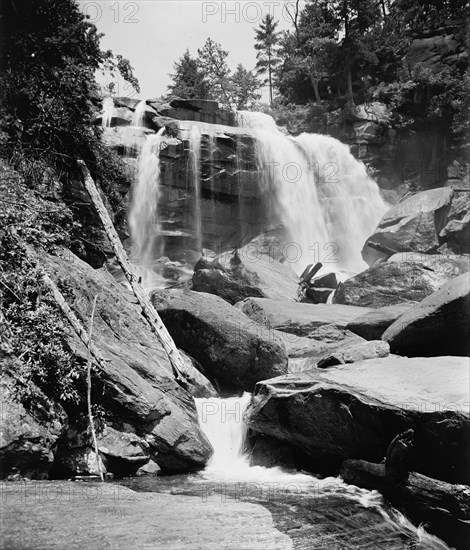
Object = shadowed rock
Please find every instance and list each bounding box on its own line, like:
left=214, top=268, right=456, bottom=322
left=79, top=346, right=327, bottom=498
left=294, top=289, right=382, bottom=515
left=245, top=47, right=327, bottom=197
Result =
left=245, top=356, right=470, bottom=484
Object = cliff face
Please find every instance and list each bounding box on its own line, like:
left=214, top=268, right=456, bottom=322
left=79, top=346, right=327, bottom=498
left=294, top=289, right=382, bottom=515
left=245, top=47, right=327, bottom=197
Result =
left=100, top=98, right=272, bottom=259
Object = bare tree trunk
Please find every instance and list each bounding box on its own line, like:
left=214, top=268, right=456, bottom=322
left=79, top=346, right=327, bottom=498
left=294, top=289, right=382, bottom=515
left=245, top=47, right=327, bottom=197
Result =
left=77, top=160, right=189, bottom=387
left=308, top=70, right=322, bottom=103
left=346, top=59, right=354, bottom=105
left=268, top=50, right=273, bottom=106
left=86, top=295, right=104, bottom=482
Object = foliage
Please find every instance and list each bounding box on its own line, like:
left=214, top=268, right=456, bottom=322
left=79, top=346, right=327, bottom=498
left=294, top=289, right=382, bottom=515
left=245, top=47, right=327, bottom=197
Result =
left=230, top=65, right=261, bottom=109
left=167, top=39, right=261, bottom=110
left=0, top=165, right=86, bottom=408
left=167, top=50, right=212, bottom=100
left=0, top=0, right=137, bottom=218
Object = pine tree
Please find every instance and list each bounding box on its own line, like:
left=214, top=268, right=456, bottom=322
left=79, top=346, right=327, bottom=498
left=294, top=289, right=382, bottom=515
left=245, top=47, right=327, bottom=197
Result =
left=197, top=38, right=233, bottom=107
left=254, top=14, right=280, bottom=106
left=167, top=50, right=211, bottom=100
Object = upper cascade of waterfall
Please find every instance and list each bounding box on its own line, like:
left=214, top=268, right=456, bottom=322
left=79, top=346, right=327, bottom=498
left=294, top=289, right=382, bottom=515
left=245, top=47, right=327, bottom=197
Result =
left=101, top=96, right=115, bottom=128
left=127, top=127, right=167, bottom=290
left=236, top=110, right=388, bottom=274
left=131, top=100, right=147, bottom=128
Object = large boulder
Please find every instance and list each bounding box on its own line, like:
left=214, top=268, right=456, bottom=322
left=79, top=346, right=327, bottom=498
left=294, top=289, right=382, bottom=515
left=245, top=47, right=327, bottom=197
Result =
left=192, top=250, right=299, bottom=304
left=362, top=187, right=454, bottom=265
left=151, top=289, right=288, bottom=392
left=246, top=356, right=470, bottom=484
left=333, top=261, right=455, bottom=308
left=236, top=297, right=371, bottom=336
left=346, top=303, right=412, bottom=340
left=383, top=272, right=470, bottom=357
left=43, top=252, right=212, bottom=474
left=0, top=371, right=67, bottom=479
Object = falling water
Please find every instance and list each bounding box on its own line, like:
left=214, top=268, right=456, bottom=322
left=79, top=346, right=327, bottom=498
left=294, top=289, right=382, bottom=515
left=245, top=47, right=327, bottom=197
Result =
left=189, top=125, right=203, bottom=253
left=128, top=127, right=166, bottom=282
left=101, top=96, right=115, bottom=128
left=237, top=111, right=388, bottom=274
left=195, top=394, right=347, bottom=487
left=131, top=99, right=147, bottom=128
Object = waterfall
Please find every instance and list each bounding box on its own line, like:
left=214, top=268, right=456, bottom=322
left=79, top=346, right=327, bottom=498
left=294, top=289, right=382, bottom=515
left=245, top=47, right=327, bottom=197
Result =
left=237, top=111, right=388, bottom=274
left=101, top=96, right=114, bottom=128
left=195, top=393, right=251, bottom=474
left=195, top=394, right=334, bottom=488
left=189, top=125, right=203, bottom=253
left=131, top=100, right=147, bottom=127
left=128, top=127, right=166, bottom=278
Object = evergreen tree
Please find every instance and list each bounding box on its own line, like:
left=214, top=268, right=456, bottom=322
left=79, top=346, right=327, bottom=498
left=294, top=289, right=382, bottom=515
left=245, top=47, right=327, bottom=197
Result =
left=230, top=65, right=261, bottom=109
left=254, top=14, right=281, bottom=105
left=167, top=50, right=211, bottom=100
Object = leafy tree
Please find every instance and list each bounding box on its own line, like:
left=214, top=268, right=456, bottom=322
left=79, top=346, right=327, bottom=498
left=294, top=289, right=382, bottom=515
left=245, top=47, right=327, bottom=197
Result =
left=283, top=0, right=339, bottom=103
left=0, top=0, right=139, bottom=185
left=197, top=38, right=233, bottom=107
left=254, top=14, right=281, bottom=105
left=230, top=65, right=261, bottom=109
left=167, top=49, right=211, bottom=99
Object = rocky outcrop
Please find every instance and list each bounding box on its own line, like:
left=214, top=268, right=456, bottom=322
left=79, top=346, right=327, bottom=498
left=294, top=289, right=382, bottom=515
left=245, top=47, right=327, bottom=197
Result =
left=316, top=340, right=390, bottom=368
left=151, top=289, right=288, bottom=392
left=362, top=187, right=454, bottom=266
left=0, top=371, right=67, bottom=479
left=346, top=303, right=412, bottom=340
left=276, top=324, right=365, bottom=363
left=439, top=190, right=470, bottom=254
left=192, top=249, right=299, bottom=304
left=333, top=260, right=456, bottom=308
left=236, top=297, right=371, bottom=336
left=246, top=356, right=470, bottom=484
left=42, top=251, right=213, bottom=475
left=383, top=272, right=470, bottom=357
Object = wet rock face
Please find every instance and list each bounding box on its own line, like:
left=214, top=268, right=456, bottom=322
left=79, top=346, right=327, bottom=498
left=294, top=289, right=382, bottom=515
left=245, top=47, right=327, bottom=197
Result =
left=245, top=356, right=470, bottom=484
left=100, top=97, right=271, bottom=258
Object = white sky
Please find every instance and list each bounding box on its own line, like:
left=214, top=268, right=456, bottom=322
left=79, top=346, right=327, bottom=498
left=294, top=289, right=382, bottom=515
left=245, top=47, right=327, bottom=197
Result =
left=77, top=0, right=298, bottom=101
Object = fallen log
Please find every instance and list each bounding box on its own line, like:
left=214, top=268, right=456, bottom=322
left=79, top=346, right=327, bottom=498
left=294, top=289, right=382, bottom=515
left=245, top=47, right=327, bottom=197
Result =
left=77, top=160, right=189, bottom=387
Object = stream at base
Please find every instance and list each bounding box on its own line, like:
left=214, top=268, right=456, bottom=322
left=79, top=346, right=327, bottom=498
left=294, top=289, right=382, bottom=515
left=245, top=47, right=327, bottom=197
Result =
left=119, top=395, right=451, bottom=550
